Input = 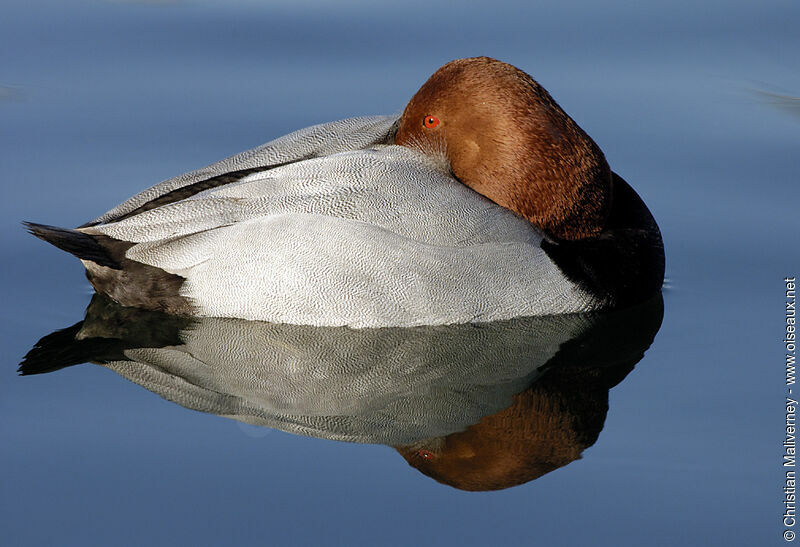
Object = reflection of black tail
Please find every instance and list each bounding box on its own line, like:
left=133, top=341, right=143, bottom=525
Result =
left=23, top=222, right=121, bottom=269
left=18, top=321, right=113, bottom=375
left=19, top=294, right=192, bottom=376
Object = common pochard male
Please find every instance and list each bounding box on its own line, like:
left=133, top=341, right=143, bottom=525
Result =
left=27, top=57, right=664, bottom=327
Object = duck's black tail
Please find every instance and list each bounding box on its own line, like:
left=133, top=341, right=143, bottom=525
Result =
left=23, top=222, right=121, bottom=269
left=23, top=222, right=193, bottom=315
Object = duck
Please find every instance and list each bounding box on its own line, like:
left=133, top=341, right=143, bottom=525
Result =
left=26, top=57, right=664, bottom=328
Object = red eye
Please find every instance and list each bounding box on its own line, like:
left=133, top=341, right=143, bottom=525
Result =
left=423, top=116, right=440, bottom=128
left=418, top=450, right=434, bottom=460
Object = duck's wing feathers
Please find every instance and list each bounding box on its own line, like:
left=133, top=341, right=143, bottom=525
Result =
left=82, top=115, right=399, bottom=227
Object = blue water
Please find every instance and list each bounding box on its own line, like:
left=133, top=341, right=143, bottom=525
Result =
left=1, top=0, right=797, bottom=545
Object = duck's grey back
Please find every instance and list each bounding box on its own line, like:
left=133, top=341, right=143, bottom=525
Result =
left=87, top=115, right=400, bottom=226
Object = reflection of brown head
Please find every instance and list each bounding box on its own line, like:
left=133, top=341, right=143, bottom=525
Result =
left=395, top=363, right=622, bottom=491
left=395, top=294, right=664, bottom=491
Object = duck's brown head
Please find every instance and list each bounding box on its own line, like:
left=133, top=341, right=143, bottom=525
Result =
left=396, top=57, right=612, bottom=241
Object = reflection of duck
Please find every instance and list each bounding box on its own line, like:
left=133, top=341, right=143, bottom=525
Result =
left=397, top=298, right=662, bottom=490
left=20, top=293, right=663, bottom=490
left=26, top=57, right=664, bottom=327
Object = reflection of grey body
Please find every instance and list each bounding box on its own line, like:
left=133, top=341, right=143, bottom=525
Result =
left=21, top=295, right=662, bottom=446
